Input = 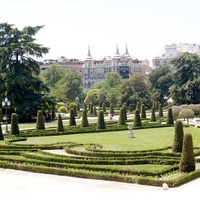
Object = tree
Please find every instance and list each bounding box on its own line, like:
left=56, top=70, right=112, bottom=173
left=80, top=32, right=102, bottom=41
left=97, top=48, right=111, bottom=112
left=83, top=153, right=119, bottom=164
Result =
left=69, top=109, right=76, bottom=126
left=57, top=114, right=64, bottom=132
left=166, top=107, right=174, bottom=125
left=10, top=113, right=20, bottom=135
left=0, top=23, right=52, bottom=120
left=36, top=110, right=45, bottom=130
left=81, top=109, right=89, bottom=127
left=170, top=52, right=200, bottom=104
left=134, top=109, right=142, bottom=127
left=179, top=133, right=195, bottom=173
left=96, top=110, right=106, bottom=129
left=172, top=120, right=184, bottom=153
left=84, top=89, right=100, bottom=105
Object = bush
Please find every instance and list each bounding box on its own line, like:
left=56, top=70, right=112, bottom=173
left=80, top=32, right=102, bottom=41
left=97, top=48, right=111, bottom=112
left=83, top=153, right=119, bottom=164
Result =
left=102, top=103, right=106, bottom=112
left=140, top=104, right=146, bottom=118
left=134, top=109, right=142, bottom=127
left=55, top=102, right=65, bottom=111
left=172, top=120, right=184, bottom=153
left=179, top=133, right=195, bottom=173
left=69, top=109, right=76, bottom=126
left=118, top=108, right=126, bottom=125
left=36, top=110, right=45, bottom=130
left=73, top=104, right=77, bottom=117
left=97, top=110, right=106, bottom=129
left=172, top=106, right=183, bottom=119
left=150, top=106, right=156, bottom=122
left=57, top=114, right=64, bottom=132
left=188, top=104, right=199, bottom=115
left=178, top=109, right=195, bottom=124
left=158, top=104, right=163, bottom=117
left=123, top=105, right=127, bottom=120
left=109, top=103, right=114, bottom=115
left=166, top=107, right=174, bottom=125
left=10, top=113, right=20, bottom=135
left=81, top=109, right=89, bottom=127
left=58, top=106, right=67, bottom=113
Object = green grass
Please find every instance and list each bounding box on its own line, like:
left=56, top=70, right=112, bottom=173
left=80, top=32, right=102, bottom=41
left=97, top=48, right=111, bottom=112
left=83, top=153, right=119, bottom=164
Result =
left=17, top=126, right=200, bottom=151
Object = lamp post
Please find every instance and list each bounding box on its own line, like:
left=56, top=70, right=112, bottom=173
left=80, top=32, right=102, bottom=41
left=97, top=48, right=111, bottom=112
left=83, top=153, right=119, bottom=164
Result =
left=2, top=97, right=11, bottom=134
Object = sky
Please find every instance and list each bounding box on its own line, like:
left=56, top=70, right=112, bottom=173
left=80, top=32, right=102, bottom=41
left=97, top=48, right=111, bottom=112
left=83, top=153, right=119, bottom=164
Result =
left=1, top=0, right=200, bottom=65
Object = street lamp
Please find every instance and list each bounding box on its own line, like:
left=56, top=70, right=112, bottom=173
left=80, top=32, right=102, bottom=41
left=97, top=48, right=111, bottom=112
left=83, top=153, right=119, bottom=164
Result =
left=2, top=97, right=11, bottom=134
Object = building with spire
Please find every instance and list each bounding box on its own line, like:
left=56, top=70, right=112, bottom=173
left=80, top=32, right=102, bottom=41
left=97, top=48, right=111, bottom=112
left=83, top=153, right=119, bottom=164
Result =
left=82, top=45, right=148, bottom=88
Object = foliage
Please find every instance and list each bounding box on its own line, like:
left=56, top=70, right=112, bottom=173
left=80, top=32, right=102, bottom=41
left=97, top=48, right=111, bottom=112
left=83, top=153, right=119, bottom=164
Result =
left=118, top=108, right=126, bottom=125
left=140, top=104, right=146, bottom=118
left=170, top=52, right=200, bottom=104
left=36, top=110, right=45, bottom=130
left=73, top=104, right=77, bottom=117
left=172, top=120, right=184, bottom=153
left=56, top=102, right=65, bottom=111
left=109, top=103, right=114, bottom=115
left=158, top=104, right=163, bottom=117
left=0, top=123, right=4, bottom=140
left=57, top=114, right=64, bottom=132
left=69, top=109, right=76, bottom=126
left=150, top=106, right=156, bottom=122
left=84, top=89, right=100, bottom=104
left=58, top=106, right=67, bottom=113
left=93, top=106, right=97, bottom=116
left=171, top=106, right=183, bottom=119
left=178, top=109, right=195, bottom=124
left=96, top=110, right=106, bottom=129
left=179, top=133, right=195, bottom=173
left=134, top=109, right=142, bottom=127
left=81, top=109, right=89, bottom=127
left=166, top=107, right=174, bottom=125
left=0, top=23, right=52, bottom=120
left=188, top=104, right=199, bottom=115
left=10, top=113, right=20, bottom=135
left=102, top=103, right=106, bottom=112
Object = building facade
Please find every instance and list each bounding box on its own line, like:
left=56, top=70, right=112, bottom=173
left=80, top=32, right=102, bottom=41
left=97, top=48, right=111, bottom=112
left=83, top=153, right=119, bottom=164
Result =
left=152, top=43, right=200, bottom=68
left=82, top=45, right=148, bottom=88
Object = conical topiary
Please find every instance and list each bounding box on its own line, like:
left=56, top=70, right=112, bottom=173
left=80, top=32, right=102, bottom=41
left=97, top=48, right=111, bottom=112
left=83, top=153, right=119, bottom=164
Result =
left=110, top=103, right=114, bottom=115
left=69, top=108, right=76, bottom=126
left=166, top=107, right=174, bottom=125
left=150, top=106, right=156, bottom=122
left=0, top=123, right=4, bottom=140
left=97, top=110, right=106, bottom=129
left=158, top=103, right=163, bottom=117
left=10, top=113, right=20, bottom=135
left=172, top=120, right=184, bottom=152
left=134, top=109, right=142, bottom=127
left=118, top=108, right=126, bottom=125
left=140, top=104, right=146, bottom=118
left=81, top=109, right=89, bottom=127
left=36, top=110, right=45, bottom=130
left=73, top=104, right=77, bottom=117
left=123, top=105, right=127, bottom=120
left=179, top=133, right=195, bottom=173
left=102, top=103, right=106, bottom=112
left=57, top=114, right=64, bottom=132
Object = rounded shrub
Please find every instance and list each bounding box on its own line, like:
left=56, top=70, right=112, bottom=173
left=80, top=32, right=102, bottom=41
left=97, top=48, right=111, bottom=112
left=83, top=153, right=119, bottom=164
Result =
left=97, top=110, right=106, bottom=129
left=172, top=106, right=183, bottom=119
left=81, top=109, right=89, bottom=127
left=0, top=123, right=4, bottom=140
left=178, top=109, right=195, bottom=124
left=57, top=114, right=64, bottom=132
left=150, top=106, right=156, bottom=122
left=140, top=104, right=146, bottom=119
left=188, top=104, right=199, bottom=115
left=58, top=106, right=67, bottom=113
left=69, top=109, right=76, bottom=126
left=166, top=107, right=174, bottom=125
left=55, top=102, right=65, bottom=111
left=172, top=120, right=184, bottom=153
left=36, top=110, right=45, bottom=130
left=10, top=113, right=20, bottom=135
left=134, top=109, right=142, bottom=127
left=179, top=133, right=195, bottom=173
left=118, top=108, right=126, bottom=125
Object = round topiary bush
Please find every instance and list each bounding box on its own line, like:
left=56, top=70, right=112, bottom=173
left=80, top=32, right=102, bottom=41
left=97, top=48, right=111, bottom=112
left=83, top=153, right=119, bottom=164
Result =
left=81, top=109, right=89, bottom=127
left=150, top=106, right=156, bottom=122
left=10, top=113, right=20, bottom=135
left=58, top=106, right=67, bottom=113
left=179, top=133, right=195, bottom=173
left=36, top=110, right=45, bottom=130
left=97, top=110, right=106, bottom=129
left=134, top=109, right=142, bottom=127
left=172, top=120, right=184, bottom=153
left=172, top=106, right=183, bottom=119
left=166, top=107, right=174, bottom=125
left=57, top=114, right=64, bottom=132
left=118, top=108, right=126, bottom=125
left=69, top=109, right=76, bottom=126
left=188, top=104, right=199, bottom=115
left=178, top=109, right=195, bottom=124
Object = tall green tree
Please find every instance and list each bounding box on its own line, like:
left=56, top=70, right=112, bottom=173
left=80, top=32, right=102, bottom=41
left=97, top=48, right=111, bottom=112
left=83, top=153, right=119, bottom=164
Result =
left=0, top=23, right=53, bottom=120
left=170, top=52, right=200, bottom=104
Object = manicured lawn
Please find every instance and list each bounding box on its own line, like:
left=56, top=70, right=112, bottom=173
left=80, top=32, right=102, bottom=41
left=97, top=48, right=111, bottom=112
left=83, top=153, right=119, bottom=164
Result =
left=17, top=126, right=200, bottom=151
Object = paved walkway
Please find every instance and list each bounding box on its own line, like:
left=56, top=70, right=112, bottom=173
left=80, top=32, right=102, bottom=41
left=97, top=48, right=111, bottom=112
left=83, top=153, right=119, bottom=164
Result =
left=0, top=168, right=199, bottom=200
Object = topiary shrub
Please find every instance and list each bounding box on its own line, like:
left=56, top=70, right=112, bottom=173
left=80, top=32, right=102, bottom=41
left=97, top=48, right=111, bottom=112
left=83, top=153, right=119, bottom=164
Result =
left=172, top=106, right=183, bottom=119
left=136, top=102, right=140, bottom=111
left=118, top=108, right=126, bottom=125
left=97, top=110, right=106, bottom=129
left=58, top=106, right=67, bottom=113
left=150, top=106, right=156, bottom=122
left=10, top=113, right=20, bottom=135
left=172, top=120, right=184, bottom=152
left=179, top=133, right=195, bottom=173
left=102, top=103, right=106, bottom=113
left=158, top=104, right=163, bottom=117
left=36, top=110, right=45, bottom=130
left=69, top=109, right=76, bottom=126
left=188, top=104, right=199, bottom=115
left=57, top=114, right=64, bottom=132
left=166, top=107, right=174, bottom=125
left=140, top=104, right=146, bottom=119
left=178, top=109, right=195, bottom=124
left=134, top=109, right=142, bottom=127
left=73, top=104, right=77, bottom=117
left=123, top=105, right=127, bottom=120
left=83, top=103, right=88, bottom=112
left=0, top=123, right=4, bottom=140
left=109, top=103, right=114, bottom=115
left=93, top=106, right=97, bottom=116
left=89, top=103, right=93, bottom=115
left=55, top=102, right=65, bottom=112
left=81, top=109, right=89, bottom=127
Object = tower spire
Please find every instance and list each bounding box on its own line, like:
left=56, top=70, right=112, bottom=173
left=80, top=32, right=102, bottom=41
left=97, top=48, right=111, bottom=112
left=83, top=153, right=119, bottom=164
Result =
left=124, top=44, right=130, bottom=57
left=86, top=45, right=93, bottom=60
left=114, top=44, right=120, bottom=57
